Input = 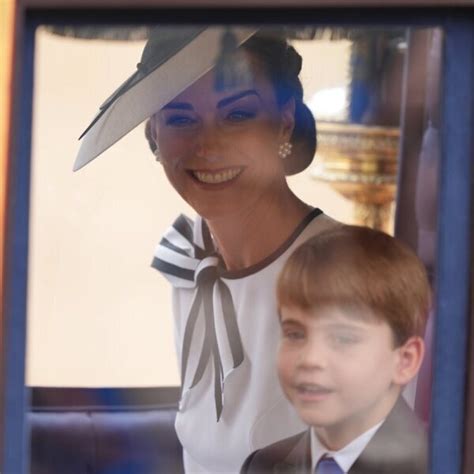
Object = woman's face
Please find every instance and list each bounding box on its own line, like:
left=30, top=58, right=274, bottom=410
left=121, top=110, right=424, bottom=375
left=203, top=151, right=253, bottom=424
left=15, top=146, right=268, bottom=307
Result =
left=151, top=51, right=295, bottom=220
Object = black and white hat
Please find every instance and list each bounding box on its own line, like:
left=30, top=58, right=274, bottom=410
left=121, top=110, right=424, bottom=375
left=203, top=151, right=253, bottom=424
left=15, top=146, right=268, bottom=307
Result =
left=74, top=26, right=314, bottom=175
left=74, top=26, right=256, bottom=171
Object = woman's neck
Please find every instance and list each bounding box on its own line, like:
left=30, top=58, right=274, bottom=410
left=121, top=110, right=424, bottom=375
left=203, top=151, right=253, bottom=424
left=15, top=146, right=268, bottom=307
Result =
left=205, top=187, right=312, bottom=271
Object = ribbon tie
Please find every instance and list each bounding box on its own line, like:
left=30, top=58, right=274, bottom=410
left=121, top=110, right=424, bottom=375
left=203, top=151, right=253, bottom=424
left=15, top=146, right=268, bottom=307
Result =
left=151, top=214, right=244, bottom=421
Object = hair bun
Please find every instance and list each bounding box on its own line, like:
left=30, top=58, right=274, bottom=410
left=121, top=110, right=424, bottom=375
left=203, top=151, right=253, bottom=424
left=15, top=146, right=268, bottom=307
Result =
left=285, top=45, right=302, bottom=76
left=292, top=100, right=316, bottom=157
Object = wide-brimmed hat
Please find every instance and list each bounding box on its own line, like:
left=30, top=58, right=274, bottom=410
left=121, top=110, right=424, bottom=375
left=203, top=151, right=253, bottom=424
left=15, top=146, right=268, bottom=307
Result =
left=74, top=26, right=314, bottom=175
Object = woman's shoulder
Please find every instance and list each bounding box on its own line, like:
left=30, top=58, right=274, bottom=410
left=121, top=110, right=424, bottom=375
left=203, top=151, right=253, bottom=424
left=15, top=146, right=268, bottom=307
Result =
left=303, top=209, right=344, bottom=238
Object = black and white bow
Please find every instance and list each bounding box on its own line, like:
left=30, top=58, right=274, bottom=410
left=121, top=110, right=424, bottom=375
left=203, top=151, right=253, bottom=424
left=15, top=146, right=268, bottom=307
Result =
left=152, top=214, right=244, bottom=421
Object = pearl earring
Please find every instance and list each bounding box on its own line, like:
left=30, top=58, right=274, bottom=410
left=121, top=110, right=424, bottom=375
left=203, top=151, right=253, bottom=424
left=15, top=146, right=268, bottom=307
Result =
left=153, top=148, right=161, bottom=162
left=278, top=142, right=292, bottom=159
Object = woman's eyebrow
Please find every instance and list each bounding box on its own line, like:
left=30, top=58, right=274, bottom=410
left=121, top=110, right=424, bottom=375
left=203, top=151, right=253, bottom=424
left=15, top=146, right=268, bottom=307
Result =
left=217, top=90, right=261, bottom=108
left=162, top=90, right=261, bottom=111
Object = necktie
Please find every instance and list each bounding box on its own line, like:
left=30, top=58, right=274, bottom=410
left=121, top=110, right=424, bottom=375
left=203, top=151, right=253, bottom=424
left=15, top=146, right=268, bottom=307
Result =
left=315, top=457, right=344, bottom=474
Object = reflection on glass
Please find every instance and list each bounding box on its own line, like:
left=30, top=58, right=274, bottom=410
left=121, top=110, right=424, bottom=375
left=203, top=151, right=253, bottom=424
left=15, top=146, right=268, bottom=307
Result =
left=28, top=25, right=440, bottom=474
left=310, top=28, right=405, bottom=233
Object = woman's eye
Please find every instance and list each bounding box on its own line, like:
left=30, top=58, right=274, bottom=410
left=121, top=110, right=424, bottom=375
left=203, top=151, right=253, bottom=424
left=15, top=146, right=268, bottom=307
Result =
left=165, top=115, right=197, bottom=127
left=226, top=109, right=256, bottom=122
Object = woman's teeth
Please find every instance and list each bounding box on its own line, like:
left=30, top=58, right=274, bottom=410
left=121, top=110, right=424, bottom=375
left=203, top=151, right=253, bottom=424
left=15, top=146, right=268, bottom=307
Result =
left=193, top=169, right=241, bottom=184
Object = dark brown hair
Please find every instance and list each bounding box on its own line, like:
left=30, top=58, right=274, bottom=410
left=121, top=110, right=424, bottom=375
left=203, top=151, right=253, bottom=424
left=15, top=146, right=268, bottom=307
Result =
left=144, top=32, right=316, bottom=160
left=277, top=225, right=431, bottom=346
left=240, top=33, right=316, bottom=158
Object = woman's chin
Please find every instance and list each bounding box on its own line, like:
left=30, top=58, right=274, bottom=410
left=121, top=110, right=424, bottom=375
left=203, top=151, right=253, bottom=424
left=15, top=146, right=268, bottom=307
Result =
left=189, top=201, right=240, bottom=221
left=183, top=187, right=255, bottom=221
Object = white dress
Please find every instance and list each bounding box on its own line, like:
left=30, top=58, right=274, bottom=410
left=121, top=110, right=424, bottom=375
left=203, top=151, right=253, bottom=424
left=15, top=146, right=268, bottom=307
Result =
left=153, top=209, right=339, bottom=473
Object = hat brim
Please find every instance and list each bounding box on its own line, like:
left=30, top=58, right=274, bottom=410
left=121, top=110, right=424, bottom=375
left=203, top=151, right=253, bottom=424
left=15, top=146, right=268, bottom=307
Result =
left=74, top=27, right=257, bottom=171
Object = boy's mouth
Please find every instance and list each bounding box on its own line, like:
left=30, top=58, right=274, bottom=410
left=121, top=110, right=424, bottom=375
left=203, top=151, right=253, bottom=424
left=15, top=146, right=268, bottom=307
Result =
left=295, top=383, right=334, bottom=401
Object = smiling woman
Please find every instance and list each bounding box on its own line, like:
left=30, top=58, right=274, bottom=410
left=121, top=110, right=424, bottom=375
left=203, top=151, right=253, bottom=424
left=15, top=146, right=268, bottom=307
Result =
left=149, top=52, right=300, bottom=243
left=75, top=27, right=341, bottom=472
left=147, top=34, right=321, bottom=269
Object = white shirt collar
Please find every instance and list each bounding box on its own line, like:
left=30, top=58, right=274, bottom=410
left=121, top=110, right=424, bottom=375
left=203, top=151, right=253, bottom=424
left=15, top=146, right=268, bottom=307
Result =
left=310, top=420, right=384, bottom=473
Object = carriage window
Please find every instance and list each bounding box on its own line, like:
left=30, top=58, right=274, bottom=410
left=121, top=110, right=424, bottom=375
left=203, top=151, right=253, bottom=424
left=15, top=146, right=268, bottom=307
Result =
left=26, top=23, right=444, bottom=473
left=28, top=25, right=441, bottom=385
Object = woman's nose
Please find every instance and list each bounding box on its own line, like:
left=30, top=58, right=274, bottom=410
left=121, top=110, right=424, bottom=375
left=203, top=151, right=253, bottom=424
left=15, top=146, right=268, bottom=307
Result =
left=194, top=123, right=222, bottom=162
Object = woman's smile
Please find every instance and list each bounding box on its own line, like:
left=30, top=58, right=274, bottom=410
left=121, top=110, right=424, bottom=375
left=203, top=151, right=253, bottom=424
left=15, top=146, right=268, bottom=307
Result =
left=189, top=167, right=244, bottom=185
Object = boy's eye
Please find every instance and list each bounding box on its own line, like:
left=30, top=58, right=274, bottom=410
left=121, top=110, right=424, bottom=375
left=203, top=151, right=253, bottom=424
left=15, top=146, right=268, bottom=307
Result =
left=225, top=109, right=257, bottom=122
left=282, top=329, right=305, bottom=341
left=165, top=115, right=197, bottom=128
left=330, top=333, right=360, bottom=347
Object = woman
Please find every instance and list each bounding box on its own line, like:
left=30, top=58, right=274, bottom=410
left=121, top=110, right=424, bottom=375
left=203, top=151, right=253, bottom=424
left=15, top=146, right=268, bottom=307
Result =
left=78, top=28, right=339, bottom=473
left=148, top=32, right=340, bottom=473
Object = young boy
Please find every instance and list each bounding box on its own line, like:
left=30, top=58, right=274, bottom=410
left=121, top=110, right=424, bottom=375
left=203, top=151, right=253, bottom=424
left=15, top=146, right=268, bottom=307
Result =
left=241, top=225, right=430, bottom=474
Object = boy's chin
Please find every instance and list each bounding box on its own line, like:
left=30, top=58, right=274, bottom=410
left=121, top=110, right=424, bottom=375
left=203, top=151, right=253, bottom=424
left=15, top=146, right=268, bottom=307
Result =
left=293, top=406, right=341, bottom=429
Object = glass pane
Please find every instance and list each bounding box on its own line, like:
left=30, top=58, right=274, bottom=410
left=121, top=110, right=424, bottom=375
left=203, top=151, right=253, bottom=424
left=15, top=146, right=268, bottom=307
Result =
left=27, top=23, right=442, bottom=474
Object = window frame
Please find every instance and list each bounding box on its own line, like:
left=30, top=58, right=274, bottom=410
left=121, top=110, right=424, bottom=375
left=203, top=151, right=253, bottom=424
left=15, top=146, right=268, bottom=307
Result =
left=2, top=3, right=473, bottom=473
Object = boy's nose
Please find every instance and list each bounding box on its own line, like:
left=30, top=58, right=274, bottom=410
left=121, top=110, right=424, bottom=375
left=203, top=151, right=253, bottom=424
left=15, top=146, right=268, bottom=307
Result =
left=298, top=341, right=328, bottom=370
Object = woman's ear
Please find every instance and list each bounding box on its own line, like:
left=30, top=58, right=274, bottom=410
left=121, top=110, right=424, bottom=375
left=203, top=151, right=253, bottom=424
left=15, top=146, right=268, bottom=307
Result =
left=393, top=336, right=425, bottom=386
left=279, top=97, right=296, bottom=142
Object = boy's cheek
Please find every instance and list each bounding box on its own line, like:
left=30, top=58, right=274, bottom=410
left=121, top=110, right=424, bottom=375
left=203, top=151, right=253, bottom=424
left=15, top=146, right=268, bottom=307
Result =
left=276, top=348, right=298, bottom=386
left=276, top=349, right=290, bottom=380
left=276, top=359, right=293, bottom=401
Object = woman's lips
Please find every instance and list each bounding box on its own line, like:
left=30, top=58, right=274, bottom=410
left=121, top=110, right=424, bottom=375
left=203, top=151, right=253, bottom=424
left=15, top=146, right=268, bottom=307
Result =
left=189, top=167, right=243, bottom=185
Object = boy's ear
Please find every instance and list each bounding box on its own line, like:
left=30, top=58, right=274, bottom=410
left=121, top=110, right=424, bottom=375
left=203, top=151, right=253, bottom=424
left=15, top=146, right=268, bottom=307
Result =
left=392, top=336, right=425, bottom=386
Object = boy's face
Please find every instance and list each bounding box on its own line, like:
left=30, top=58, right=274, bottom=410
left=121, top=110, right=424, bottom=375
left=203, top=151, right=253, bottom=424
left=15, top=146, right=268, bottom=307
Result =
left=277, top=304, right=420, bottom=447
